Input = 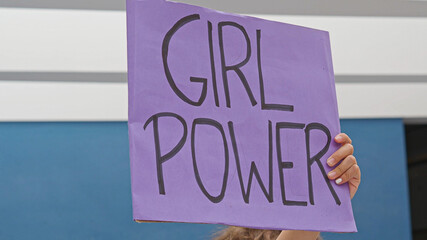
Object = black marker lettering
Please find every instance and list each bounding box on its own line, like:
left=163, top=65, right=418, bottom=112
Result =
left=276, top=122, right=308, bottom=206
left=208, top=21, right=220, bottom=107
left=305, top=123, right=341, bottom=205
left=143, top=112, right=188, bottom=195
left=162, top=14, right=208, bottom=106
left=218, top=21, right=258, bottom=108
left=257, top=30, right=294, bottom=112
left=191, top=118, right=229, bottom=203
left=228, top=121, right=273, bottom=203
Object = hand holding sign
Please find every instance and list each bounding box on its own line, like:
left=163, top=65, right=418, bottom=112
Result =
left=127, top=0, right=356, bottom=232
left=327, top=133, right=361, bottom=199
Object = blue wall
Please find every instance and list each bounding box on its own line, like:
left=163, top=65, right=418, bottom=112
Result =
left=0, top=120, right=411, bottom=239
left=323, top=119, right=412, bottom=240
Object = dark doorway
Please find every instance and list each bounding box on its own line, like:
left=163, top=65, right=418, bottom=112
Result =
left=406, top=124, right=427, bottom=240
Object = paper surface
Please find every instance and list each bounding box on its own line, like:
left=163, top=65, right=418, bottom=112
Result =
left=127, top=0, right=356, bottom=232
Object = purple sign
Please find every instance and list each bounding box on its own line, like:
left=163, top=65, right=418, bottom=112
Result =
left=127, top=0, right=356, bottom=232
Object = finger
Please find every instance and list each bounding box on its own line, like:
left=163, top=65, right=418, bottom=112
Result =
left=327, top=155, right=357, bottom=180
left=327, top=143, right=354, bottom=167
left=336, top=164, right=360, bottom=185
left=334, top=133, right=352, bottom=145
left=349, top=166, right=362, bottom=199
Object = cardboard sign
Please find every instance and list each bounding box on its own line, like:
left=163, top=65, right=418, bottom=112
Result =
left=127, top=0, right=356, bottom=232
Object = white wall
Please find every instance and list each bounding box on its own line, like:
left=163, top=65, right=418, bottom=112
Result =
left=2, top=8, right=427, bottom=74
left=0, top=8, right=426, bottom=121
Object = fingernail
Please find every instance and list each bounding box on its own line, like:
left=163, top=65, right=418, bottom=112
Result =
left=327, top=158, right=334, bottom=166
left=335, top=178, right=342, bottom=184
left=328, top=171, right=336, bottom=178
left=335, top=135, right=342, bottom=141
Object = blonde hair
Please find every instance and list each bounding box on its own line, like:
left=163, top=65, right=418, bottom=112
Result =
left=212, top=226, right=322, bottom=240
